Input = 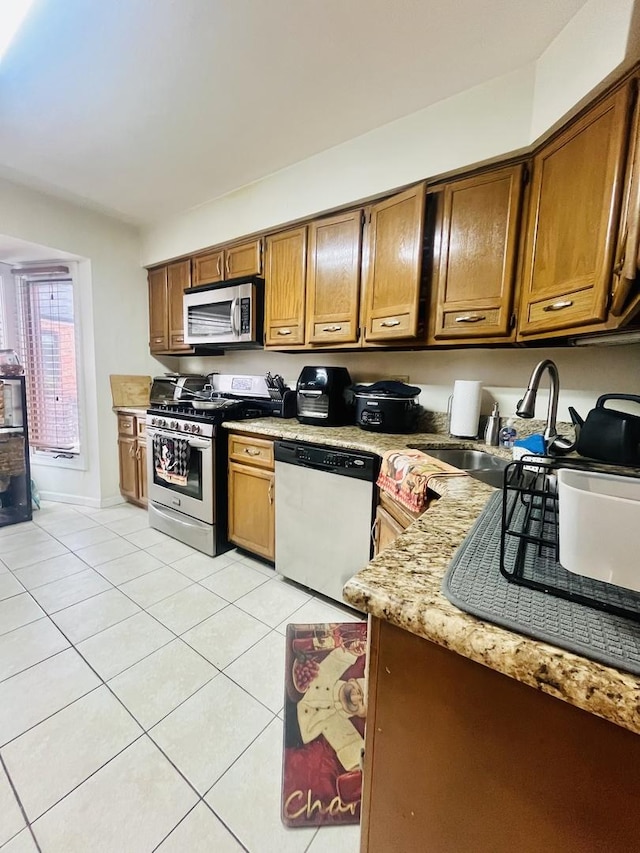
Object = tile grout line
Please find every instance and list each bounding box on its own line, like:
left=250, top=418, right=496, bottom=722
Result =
left=0, top=752, right=43, bottom=853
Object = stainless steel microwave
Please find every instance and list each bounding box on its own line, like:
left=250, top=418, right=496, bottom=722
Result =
left=183, top=277, right=264, bottom=347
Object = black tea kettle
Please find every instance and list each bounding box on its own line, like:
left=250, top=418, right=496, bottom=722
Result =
left=572, top=394, right=640, bottom=465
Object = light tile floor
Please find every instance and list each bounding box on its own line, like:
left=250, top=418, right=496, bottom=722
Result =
left=0, top=501, right=363, bottom=853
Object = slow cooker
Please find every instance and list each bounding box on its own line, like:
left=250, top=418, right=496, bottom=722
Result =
left=352, top=381, right=422, bottom=433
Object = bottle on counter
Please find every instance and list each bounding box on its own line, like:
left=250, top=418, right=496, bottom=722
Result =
left=499, top=417, right=517, bottom=448
left=484, top=402, right=501, bottom=446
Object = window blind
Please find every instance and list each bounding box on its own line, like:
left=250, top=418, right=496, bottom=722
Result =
left=15, top=278, right=80, bottom=453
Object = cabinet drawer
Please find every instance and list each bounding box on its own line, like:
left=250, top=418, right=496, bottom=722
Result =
left=117, top=414, right=136, bottom=436
left=310, top=319, right=357, bottom=344
left=369, top=313, right=413, bottom=338
left=266, top=324, right=304, bottom=346
left=435, top=307, right=505, bottom=339
left=229, top=434, right=274, bottom=469
left=520, top=288, right=602, bottom=336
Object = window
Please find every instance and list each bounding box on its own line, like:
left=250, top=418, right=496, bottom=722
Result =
left=15, top=277, right=80, bottom=454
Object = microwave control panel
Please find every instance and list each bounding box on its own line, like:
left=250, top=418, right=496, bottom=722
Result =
left=240, top=298, right=251, bottom=334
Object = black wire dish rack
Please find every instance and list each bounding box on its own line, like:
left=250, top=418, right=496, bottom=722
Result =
left=499, top=456, right=640, bottom=622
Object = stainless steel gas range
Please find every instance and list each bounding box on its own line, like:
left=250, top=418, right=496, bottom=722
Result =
left=146, top=373, right=294, bottom=556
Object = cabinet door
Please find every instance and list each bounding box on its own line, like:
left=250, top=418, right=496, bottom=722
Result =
left=226, top=239, right=262, bottom=279
left=192, top=250, right=224, bottom=286
left=136, top=438, right=148, bottom=507
left=118, top=436, right=138, bottom=502
left=374, top=505, right=405, bottom=556
left=264, top=227, right=307, bottom=346
left=363, top=184, right=426, bottom=341
left=519, top=85, right=632, bottom=337
left=432, top=165, right=523, bottom=341
left=228, top=462, right=275, bottom=560
left=148, top=267, right=168, bottom=353
left=167, top=260, right=192, bottom=352
left=306, top=210, right=363, bottom=344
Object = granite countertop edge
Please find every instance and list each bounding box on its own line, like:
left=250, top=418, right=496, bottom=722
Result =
left=223, top=417, right=640, bottom=736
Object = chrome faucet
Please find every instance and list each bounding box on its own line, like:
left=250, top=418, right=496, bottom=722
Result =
left=516, top=359, right=575, bottom=454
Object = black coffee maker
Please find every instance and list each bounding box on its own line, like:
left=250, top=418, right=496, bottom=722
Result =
left=296, top=366, right=354, bottom=426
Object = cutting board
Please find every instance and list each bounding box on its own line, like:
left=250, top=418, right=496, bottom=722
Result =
left=109, top=375, right=151, bottom=408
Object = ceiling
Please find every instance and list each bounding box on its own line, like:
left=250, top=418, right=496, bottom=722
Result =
left=0, top=0, right=588, bottom=226
left=0, top=234, right=81, bottom=265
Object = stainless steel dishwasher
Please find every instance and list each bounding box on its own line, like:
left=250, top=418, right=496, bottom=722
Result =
left=274, top=440, right=378, bottom=607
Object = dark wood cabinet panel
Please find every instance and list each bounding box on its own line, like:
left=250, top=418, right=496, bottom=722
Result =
left=430, top=165, right=523, bottom=342
left=148, top=267, right=168, bottom=353
left=167, top=260, right=192, bottom=352
left=518, top=84, right=632, bottom=337
left=363, top=184, right=426, bottom=342
left=306, top=210, right=363, bottom=345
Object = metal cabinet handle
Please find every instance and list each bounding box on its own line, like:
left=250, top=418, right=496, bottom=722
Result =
left=174, top=335, right=183, bottom=343
left=128, top=444, right=136, bottom=457
left=135, top=446, right=141, bottom=460
left=268, top=480, right=274, bottom=505
left=225, top=255, right=231, bottom=276
left=455, top=314, right=486, bottom=323
left=380, top=318, right=400, bottom=327
left=277, top=329, right=292, bottom=336
left=371, top=517, right=379, bottom=548
left=244, top=447, right=261, bottom=456
left=216, top=255, right=222, bottom=277
left=543, top=300, right=573, bottom=312
left=322, top=325, right=343, bottom=332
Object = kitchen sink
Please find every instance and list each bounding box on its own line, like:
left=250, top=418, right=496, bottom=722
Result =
left=408, top=446, right=509, bottom=488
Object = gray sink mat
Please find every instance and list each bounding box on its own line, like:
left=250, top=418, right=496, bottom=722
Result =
left=442, top=490, right=640, bottom=676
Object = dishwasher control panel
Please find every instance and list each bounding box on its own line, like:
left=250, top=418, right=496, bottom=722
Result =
left=275, top=441, right=378, bottom=482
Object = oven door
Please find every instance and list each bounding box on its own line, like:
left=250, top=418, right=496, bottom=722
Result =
left=183, top=282, right=255, bottom=346
left=147, top=427, right=214, bottom=524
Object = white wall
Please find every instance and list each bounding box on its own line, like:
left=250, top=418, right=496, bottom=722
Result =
left=0, top=177, right=163, bottom=505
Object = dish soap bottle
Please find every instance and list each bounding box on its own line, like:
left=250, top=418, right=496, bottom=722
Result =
left=484, top=402, right=501, bottom=446
left=499, top=417, right=517, bottom=448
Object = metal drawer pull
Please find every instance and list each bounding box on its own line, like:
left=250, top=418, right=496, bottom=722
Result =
left=225, top=255, right=230, bottom=276
left=128, top=444, right=136, bottom=457
left=216, top=255, right=222, bottom=276
left=322, top=325, right=343, bottom=332
left=268, top=481, right=274, bottom=505
left=277, top=329, right=292, bottom=336
left=244, top=448, right=261, bottom=456
left=380, top=318, right=400, bottom=327
left=543, top=300, right=573, bottom=312
left=455, top=314, right=486, bottom=323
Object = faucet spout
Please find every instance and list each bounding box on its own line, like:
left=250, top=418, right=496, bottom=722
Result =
left=516, top=359, right=574, bottom=454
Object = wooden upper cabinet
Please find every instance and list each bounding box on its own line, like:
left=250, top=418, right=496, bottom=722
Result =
left=363, top=184, right=426, bottom=341
left=518, top=85, right=632, bottom=338
left=148, top=267, right=168, bottom=353
left=192, top=249, right=224, bottom=287
left=264, top=227, right=307, bottom=346
left=226, top=239, right=262, bottom=279
left=167, top=260, right=192, bottom=351
left=306, top=210, right=363, bottom=345
left=431, top=165, right=524, bottom=342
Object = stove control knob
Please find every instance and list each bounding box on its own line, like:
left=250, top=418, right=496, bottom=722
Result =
left=160, top=419, right=167, bottom=428
left=170, top=420, right=179, bottom=430
left=183, top=423, right=191, bottom=433
left=151, top=417, right=157, bottom=426
left=191, top=424, right=201, bottom=434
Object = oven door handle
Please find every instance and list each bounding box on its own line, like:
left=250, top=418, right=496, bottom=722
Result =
left=147, top=427, right=212, bottom=449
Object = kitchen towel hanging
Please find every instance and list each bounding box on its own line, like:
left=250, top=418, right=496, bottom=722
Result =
left=376, top=449, right=464, bottom=513
left=152, top=433, right=190, bottom=487
left=449, top=380, right=482, bottom=438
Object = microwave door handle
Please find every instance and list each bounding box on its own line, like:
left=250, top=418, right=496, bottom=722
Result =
left=229, top=297, right=239, bottom=336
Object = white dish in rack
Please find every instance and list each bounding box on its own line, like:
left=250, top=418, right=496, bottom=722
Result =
left=557, top=468, right=640, bottom=593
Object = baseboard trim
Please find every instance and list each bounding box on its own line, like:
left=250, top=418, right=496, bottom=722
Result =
left=38, top=491, right=126, bottom=509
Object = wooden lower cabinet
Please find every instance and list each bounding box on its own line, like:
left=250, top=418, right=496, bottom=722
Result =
left=361, top=617, right=640, bottom=852
left=228, top=434, right=275, bottom=561
left=116, top=412, right=147, bottom=508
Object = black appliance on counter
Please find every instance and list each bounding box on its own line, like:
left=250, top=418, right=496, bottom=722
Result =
left=296, top=366, right=354, bottom=426
left=352, top=380, right=422, bottom=433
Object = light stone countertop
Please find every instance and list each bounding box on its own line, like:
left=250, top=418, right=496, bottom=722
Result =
left=223, top=416, right=640, bottom=736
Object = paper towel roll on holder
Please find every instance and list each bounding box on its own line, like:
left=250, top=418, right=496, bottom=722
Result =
left=447, top=379, right=483, bottom=439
